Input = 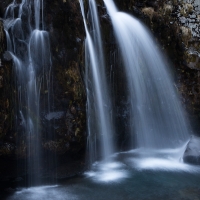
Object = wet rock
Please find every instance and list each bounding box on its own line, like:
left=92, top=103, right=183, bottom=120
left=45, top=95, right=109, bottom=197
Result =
left=180, top=3, right=194, bottom=16
left=3, top=51, right=12, bottom=61
left=142, top=7, right=155, bottom=21
left=45, top=111, right=65, bottom=121
left=12, top=177, right=23, bottom=182
left=55, top=160, right=86, bottom=179
left=43, top=140, right=69, bottom=154
left=183, top=135, right=200, bottom=165
left=0, top=143, right=15, bottom=156
left=180, top=26, right=192, bottom=46
left=163, top=4, right=173, bottom=16
left=0, top=19, right=14, bottom=146
left=70, top=106, right=76, bottom=115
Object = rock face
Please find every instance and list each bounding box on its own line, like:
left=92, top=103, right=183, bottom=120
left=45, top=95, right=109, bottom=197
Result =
left=0, top=18, right=18, bottom=193
left=183, top=135, right=200, bottom=165
left=41, top=0, right=87, bottom=176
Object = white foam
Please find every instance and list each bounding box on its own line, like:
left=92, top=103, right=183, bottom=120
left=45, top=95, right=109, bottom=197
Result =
left=85, top=161, right=128, bottom=182
left=124, top=145, right=200, bottom=172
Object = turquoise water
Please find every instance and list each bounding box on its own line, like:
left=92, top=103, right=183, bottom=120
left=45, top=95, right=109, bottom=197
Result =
left=3, top=148, right=200, bottom=200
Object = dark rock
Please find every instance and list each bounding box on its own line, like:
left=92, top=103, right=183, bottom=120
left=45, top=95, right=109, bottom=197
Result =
left=3, top=51, right=12, bottom=61
left=12, top=177, right=23, bottom=182
left=183, top=135, right=200, bottom=165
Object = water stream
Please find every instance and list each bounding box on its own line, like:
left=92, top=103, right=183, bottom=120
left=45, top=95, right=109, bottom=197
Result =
left=4, top=0, right=52, bottom=186
left=103, top=0, right=190, bottom=149
left=80, top=0, right=115, bottom=163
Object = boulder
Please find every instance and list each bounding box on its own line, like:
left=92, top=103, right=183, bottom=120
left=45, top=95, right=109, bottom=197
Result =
left=183, top=135, right=200, bottom=165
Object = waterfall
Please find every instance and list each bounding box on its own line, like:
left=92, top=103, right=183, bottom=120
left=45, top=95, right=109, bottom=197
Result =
left=103, top=0, right=190, bottom=149
left=79, top=0, right=115, bottom=163
left=4, top=0, right=52, bottom=185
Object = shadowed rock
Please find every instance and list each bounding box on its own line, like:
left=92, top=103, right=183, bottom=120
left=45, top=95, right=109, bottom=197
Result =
left=183, top=135, right=200, bottom=165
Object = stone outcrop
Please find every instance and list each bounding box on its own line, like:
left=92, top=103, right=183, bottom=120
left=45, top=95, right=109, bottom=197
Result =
left=42, top=0, right=87, bottom=173
left=183, top=135, right=200, bottom=165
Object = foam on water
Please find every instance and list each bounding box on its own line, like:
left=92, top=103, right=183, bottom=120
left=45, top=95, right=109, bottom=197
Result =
left=85, top=161, right=129, bottom=182
left=85, top=143, right=200, bottom=183
left=16, top=185, right=59, bottom=195
left=6, top=185, right=78, bottom=200
left=122, top=143, right=200, bottom=172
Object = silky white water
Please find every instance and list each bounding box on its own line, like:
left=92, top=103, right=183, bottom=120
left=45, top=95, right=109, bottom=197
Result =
left=80, top=0, right=115, bottom=162
left=4, top=0, right=51, bottom=186
left=103, top=0, right=190, bottom=149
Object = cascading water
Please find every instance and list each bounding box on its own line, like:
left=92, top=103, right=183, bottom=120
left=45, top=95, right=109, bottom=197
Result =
left=3, top=1, right=200, bottom=199
left=4, top=0, right=51, bottom=185
left=79, top=0, right=115, bottom=163
left=103, top=0, right=190, bottom=149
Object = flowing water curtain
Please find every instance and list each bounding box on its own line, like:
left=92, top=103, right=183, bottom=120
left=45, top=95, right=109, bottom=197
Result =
left=103, top=0, right=190, bottom=149
left=4, top=0, right=52, bottom=186
left=80, top=0, right=115, bottom=163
